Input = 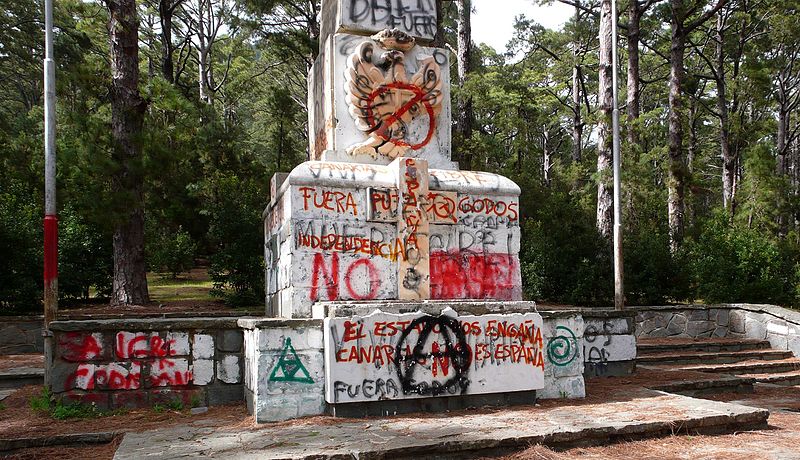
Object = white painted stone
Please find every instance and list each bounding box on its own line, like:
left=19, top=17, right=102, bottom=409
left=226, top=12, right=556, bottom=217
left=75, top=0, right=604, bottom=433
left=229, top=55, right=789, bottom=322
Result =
left=585, top=318, right=631, bottom=336
left=193, top=359, right=214, bottom=386
left=217, top=355, right=241, bottom=384
left=148, top=358, right=191, bottom=387
left=258, top=328, right=325, bottom=352
left=192, top=334, right=215, bottom=359
left=95, top=362, right=141, bottom=390
left=583, top=334, right=637, bottom=363
left=324, top=308, right=545, bottom=404
left=329, top=0, right=437, bottom=42
left=167, top=332, right=190, bottom=356
left=72, top=363, right=95, bottom=390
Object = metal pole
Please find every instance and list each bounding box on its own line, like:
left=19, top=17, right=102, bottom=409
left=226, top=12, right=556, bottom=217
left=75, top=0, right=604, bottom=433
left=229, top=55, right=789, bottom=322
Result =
left=43, top=0, right=58, bottom=389
left=611, top=0, right=624, bottom=310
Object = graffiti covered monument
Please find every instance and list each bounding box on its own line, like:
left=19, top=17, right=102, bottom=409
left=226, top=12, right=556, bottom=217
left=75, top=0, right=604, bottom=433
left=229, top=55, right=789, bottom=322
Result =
left=255, top=0, right=585, bottom=419
left=44, top=2, right=631, bottom=417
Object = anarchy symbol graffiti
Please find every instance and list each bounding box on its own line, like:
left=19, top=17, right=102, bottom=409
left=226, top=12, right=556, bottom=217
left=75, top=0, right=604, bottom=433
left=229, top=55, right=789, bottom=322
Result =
left=393, top=315, right=471, bottom=396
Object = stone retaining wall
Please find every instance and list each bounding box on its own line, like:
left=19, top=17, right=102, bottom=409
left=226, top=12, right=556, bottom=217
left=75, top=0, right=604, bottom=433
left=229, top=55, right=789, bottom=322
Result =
left=0, top=316, right=43, bottom=354
left=240, top=310, right=587, bottom=423
left=635, top=304, right=800, bottom=357
left=48, top=318, right=247, bottom=410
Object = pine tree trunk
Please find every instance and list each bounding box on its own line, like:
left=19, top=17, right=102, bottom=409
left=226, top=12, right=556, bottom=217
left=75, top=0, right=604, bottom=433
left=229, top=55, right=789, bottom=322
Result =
left=596, top=0, right=614, bottom=239
left=455, top=0, right=474, bottom=170
left=572, top=65, right=583, bottom=162
left=159, top=0, right=175, bottom=83
left=106, top=0, right=150, bottom=306
left=667, top=5, right=687, bottom=252
left=716, top=13, right=736, bottom=212
left=571, top=1, right=583, bottom=163
left=626, top=1, right=641, bottom=146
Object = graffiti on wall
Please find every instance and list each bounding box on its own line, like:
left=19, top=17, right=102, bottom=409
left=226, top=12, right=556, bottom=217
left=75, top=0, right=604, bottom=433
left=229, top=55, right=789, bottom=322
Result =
left=324, top=308, right=544, bottom=403
left=269, top=338, right=314, bottom=384
left=344, top=0, right=437, bottom=39
left=546, top=326, right=578, bottom=367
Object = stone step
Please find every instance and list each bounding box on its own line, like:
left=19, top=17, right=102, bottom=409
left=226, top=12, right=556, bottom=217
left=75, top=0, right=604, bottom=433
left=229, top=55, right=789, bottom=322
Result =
left=637, top=338, right=770, bottom=355
left=669, top=358, right=800, bottom=375
left=649, top=374, right=755, bottom=396
left=113, top=388, right=770, bottom=459
left=0, top=367, right=44, bottom=390
left=738, top=370, right=800, bottom=386
left=637, top=349, right=794, bottom=365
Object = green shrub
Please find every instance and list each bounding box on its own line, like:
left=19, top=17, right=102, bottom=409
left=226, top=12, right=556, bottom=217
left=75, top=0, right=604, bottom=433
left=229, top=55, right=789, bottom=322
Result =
left=687, top=214, right=794, bottom=305
left=0, top=182, right=43, bottom=313
left=147, top=225, right=198, bottom=279
left=59, top=206, right=113, bottom=300
left=519, top=191, right=612, bottom=307
left=205, top=174, right=265, bottom=307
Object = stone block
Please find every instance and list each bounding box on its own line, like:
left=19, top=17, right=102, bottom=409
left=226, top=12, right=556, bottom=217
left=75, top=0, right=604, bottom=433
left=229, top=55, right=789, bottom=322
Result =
left=585, top=318, right=631, bottom=336
left=218, top=330, right=244, bottom=352
left=744, top=317, right=768, bottom=340
left=60, top=391, right=109, bottom=410
left=686, top=321, right=715, bottom=338
left=207, top=384, right=244, bottom=406
left=150, top=389, right=205, bottom=408
left=95, top=362, right=141, bottom=391
left=217, top=355, right=241, bottom=384
left=255, top=393, right=326, bottom=423
left=718, top=309, right=730, bottom=327
left=111, top=391, right=148, bottom=409
left=689, top=310, right=709, bottom=321
left=767, top=332, right=788, bottom=350
left=648, top=327, right=668, bottom=338
left=147, top=358, right=192, bottom=387
left=666, top=314, right=687, bottom=335
left=167, top=332, right=190, bottom=356
left=193, top=359, right=215, bottom=386
left=788, top=335, right=800, bottom=358
left=654, top=313, right=670, bottom=329
left=193, top=334, right=215, bottom=359
left=539, top=375, right=586, bottom=400
left=258, top=326, right=324, bottom=352
left=712, top=327, right=728, bottom=338
left=54, top=362, right=95, bottom=391
left=730, top=310, right=746, bottom=333
left=57, top=332, right=108, bottom=362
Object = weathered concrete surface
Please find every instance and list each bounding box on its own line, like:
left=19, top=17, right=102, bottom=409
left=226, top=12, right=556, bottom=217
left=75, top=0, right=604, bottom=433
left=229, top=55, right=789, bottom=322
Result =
left=113, top=389, right=768, bottom=459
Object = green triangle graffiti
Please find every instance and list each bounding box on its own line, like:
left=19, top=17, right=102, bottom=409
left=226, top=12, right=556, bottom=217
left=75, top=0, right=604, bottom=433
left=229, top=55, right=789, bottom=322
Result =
left=269, top=337, right=314, bottom=384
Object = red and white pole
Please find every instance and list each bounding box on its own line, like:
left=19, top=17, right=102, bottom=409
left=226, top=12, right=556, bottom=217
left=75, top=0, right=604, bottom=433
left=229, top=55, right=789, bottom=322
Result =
left=43, top=0, right=57, bottom=390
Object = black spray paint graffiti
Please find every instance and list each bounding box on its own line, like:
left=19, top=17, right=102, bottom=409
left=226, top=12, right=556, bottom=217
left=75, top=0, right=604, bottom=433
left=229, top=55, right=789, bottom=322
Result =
left=333, top=378, right=400, bottom=402
left=348, top=0, right=436, bottom=37
left=393, top=315, right=471, bottom=396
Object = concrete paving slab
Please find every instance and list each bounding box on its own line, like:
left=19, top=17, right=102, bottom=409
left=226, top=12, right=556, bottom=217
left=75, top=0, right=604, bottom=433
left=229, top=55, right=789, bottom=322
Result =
left=114, top=389, right=768, bottom=459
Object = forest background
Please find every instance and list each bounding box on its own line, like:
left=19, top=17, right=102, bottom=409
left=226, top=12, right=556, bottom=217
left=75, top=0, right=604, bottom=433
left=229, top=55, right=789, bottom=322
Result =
left=2, top=0, right=799, bottom=313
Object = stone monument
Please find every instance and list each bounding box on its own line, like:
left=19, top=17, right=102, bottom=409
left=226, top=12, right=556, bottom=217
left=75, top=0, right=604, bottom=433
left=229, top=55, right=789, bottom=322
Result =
left=254, top=0, right=584, bottom=420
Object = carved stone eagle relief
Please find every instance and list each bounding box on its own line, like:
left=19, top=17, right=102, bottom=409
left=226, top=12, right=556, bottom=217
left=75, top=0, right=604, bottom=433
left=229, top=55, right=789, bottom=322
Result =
left=344, top=29, right=443, bottom=160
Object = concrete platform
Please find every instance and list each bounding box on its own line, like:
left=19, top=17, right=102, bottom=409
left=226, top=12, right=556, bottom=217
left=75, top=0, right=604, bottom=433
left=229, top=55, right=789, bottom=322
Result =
left=114, top=389, right=768, bottom=459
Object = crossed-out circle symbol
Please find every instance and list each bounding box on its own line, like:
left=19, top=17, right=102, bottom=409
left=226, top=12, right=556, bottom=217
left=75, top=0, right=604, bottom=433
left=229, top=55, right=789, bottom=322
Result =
left=365, top=82, right=436, bottom=151
left=547, top=326, right=578, bottom=367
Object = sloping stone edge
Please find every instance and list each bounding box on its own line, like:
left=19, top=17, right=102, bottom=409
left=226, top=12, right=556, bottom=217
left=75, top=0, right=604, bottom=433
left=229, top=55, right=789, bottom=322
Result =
left=0, top=431, right=120, bottom=452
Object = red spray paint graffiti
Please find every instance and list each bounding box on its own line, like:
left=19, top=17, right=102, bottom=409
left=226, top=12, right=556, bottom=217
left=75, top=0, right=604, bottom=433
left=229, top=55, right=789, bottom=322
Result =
left=309, top=253, right=381, bottom=301
left=429, top=251, right=520, bottom=300
left=59, top=332, right=104, bottom=362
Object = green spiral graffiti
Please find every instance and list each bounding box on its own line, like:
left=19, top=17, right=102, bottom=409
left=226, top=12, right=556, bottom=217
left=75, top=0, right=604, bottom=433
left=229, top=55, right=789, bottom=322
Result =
left=547, top=326, right=578, bottom=367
